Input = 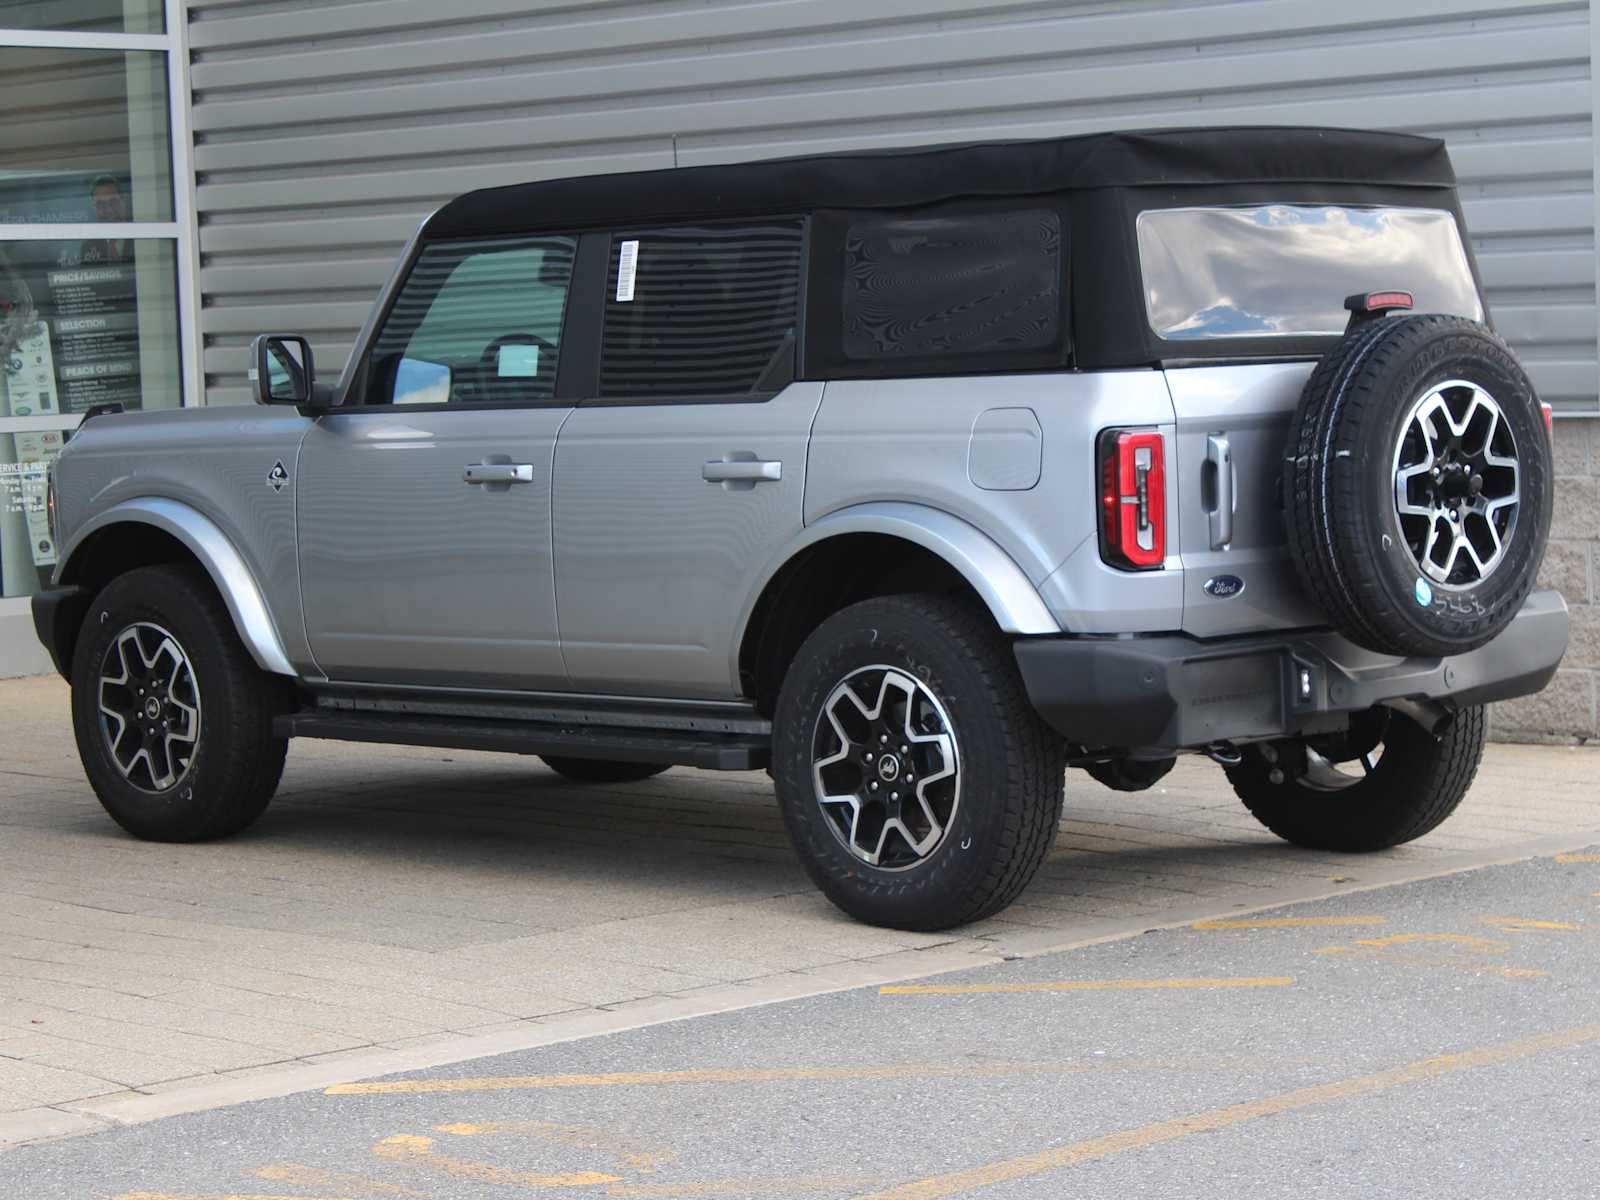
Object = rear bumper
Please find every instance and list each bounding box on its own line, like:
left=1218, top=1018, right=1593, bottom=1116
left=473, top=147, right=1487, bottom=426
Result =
left=1015, top=589, right=1569, bottom=751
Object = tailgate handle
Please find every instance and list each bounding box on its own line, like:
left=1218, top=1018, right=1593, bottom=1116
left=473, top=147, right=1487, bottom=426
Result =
left=1205, top=435, right=1235, bottom=550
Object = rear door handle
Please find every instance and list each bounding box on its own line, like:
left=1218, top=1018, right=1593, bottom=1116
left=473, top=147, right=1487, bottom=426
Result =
left=1205, top=435, right=1234, bottom=550
left=463, top=463, right=534, bottom=485
left=703, top=459, right=782, bottom=483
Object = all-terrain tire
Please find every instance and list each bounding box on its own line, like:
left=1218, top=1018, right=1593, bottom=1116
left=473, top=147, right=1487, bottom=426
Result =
left=1282, top=315, right=1552, bottom=657
left=772, top=593, right=1065, bottom=931
left=1224, top=705, right=1486, bottom=852
left=70, top=564, right=289, bottom=842
left=540, top=757, right=670, bottom=784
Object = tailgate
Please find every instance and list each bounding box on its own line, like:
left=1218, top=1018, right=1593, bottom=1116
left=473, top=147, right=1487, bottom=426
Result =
left=1164, top=363, right=1327, bottom=638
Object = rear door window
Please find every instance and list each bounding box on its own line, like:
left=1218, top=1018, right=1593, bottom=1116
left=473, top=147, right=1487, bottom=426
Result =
left=1136, top=205, right=1482, bottom=341
left=598, top=221, right=804, bottom=400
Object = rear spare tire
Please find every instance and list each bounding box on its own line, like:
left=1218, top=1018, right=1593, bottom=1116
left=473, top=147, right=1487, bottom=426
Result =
left=1283, top=314, right=1552, bottom=657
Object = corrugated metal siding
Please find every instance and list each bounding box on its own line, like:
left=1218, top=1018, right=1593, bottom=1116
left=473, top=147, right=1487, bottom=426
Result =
left=184, top=0, right=1599, bottom=412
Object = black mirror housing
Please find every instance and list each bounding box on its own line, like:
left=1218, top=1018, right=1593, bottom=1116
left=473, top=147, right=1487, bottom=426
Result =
left=250, top=334, right=317, bottom=406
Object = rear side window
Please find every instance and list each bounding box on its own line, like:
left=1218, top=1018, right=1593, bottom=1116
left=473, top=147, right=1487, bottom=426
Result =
left=841, top=209, right=1062, bottom=361
left=599, top=221, right=804, bottom=399
left=362, top=236, right=576, bottom=406
left=1136, top=205, right=1483, bottom=341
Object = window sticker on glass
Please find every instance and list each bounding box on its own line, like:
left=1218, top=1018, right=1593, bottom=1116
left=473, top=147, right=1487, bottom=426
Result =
left=616, top=239, right=639, bottom=302
left=496, top=343, right=540, bottom=378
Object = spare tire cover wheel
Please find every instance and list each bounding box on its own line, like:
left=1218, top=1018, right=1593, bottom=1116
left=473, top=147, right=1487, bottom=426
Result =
left=1283, top=315, right=1552, bottom=658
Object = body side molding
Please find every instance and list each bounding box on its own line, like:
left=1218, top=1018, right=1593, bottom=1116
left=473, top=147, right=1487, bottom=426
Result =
left=57, top=497, right=297, bottom=677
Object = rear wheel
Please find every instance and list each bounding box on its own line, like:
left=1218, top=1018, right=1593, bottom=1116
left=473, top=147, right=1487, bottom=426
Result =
left=539, top=757, right=670, bottom=784
left=1223, top=705, right=1485, bottom=852
left=70, top=564, right=289, bottom=842
left=772, top=593, right=1065, bottom=931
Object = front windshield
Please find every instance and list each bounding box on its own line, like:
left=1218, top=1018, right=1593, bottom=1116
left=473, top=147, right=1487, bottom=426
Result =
left=1136, top=205, right=1483, bottom=341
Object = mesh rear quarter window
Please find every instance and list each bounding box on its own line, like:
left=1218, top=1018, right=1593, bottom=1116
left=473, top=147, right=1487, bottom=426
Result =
left=841, top=209, right=1062, bottom=361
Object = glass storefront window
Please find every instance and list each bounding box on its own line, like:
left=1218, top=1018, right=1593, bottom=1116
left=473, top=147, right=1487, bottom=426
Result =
left=0, top=426, right=64, bottom=598
left=2, top=238, right=180, bottom=414
left=0, top=47, right=172, bottom=223
left=0, top=1, right=163, bottom=34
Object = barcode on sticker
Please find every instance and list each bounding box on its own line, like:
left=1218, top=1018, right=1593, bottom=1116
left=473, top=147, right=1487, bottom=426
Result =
left=615, top=239, right=639, bottom=302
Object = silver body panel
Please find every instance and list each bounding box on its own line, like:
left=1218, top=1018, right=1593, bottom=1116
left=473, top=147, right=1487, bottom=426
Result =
left=1163, top=362, right=1326, bottom=638
left=808, top=373, right=1183, bottom=636
left=551, top=383, right=825, bottom=698
left=297, top=407, right=570, bottom=690
left=51, top=407, right=315, bottom=676
left=50, top=363, right=1324, bottom=702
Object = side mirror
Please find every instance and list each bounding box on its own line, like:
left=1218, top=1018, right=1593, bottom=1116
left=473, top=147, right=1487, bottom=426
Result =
left=250, top=334, right=317, bottom=406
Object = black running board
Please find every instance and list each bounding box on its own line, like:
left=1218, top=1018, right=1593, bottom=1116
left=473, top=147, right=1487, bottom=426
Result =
left=274, top=710, right=770, bottom=771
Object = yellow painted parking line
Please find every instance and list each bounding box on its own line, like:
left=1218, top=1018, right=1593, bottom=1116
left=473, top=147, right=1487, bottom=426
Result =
left=1196, top=928, right=1382, bottom=934
left=1556, top=854, right=1600, bottom=862
left=849, top=1022, right=1600, bottom=1199
left=606, top=1176, right=886, bottom=1197
left=879, top=977, right=1292, bottom=995
left=1480, top=916, right=1580, bottom=932
left=328, top=1058, right=1266, bottom=1097
left=250, top=1165, right=423, bottom=1196
left=373, top=1134, right=619, bottom=1187
left=434, top=1120, right=676, bottom=1169
left=1353, top=933, right=1506, bottom=950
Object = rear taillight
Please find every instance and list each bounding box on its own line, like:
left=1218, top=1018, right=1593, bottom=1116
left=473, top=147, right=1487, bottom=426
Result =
left=1098, top=429, right=1166, bottom=570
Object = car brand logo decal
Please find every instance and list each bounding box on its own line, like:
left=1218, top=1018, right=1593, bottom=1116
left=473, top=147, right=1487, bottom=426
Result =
left=1203, top=574, right=1244, bottom=599
left=267, top=461, right=289, bottom=493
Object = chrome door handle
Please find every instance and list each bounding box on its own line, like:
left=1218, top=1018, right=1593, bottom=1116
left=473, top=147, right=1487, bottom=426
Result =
left=703, top=459, right=782, bottom=483
left=463, top=463, right=534, bottom=485
left=1205, top=435, right=1234, bottom=550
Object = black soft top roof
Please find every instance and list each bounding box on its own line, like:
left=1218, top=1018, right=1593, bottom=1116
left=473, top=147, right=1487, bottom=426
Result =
left=425, top=126, right=1455, bottom=239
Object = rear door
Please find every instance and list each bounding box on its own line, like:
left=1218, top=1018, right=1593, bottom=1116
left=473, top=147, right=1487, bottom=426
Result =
left=1164, top=363, right=1324, bottom=637
left=551, top=220, right=818, bottom=698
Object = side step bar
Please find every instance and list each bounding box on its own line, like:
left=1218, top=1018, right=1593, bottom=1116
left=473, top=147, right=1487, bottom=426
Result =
left=273, top=709, right=771, bottom=771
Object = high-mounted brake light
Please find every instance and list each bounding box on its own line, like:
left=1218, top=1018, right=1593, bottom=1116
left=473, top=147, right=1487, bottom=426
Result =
left=1344, top=290, right=1415, bottom=316
left=1098, top=429, right=1166, bottom=571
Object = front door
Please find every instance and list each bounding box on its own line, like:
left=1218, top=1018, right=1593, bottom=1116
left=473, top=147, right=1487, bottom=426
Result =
left=552, top=220, right=816, bottom=698
left=297, top=234, right=579, bottom=690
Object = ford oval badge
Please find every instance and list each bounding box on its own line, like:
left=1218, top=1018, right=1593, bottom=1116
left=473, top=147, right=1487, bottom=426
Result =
left=1204, top=574, right=1245, bottom=599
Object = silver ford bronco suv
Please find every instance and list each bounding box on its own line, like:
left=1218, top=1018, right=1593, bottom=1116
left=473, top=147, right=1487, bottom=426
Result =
left=35, top=128, right=1569, bottom=930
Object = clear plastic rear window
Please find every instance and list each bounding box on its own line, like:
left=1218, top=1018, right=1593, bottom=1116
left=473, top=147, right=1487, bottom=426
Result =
left=1136, top=205, right=1483, bottom=341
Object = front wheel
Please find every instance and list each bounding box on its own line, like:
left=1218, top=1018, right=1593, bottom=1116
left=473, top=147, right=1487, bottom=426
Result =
left=1224, top=705, right=1486, bottom=852
left=772, top=594, right=1065, bottom=931
left=70, top=564, right=289, bottom=842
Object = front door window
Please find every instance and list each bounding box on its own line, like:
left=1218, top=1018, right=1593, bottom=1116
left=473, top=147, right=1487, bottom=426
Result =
left=361, top=236, right=576, bottom=406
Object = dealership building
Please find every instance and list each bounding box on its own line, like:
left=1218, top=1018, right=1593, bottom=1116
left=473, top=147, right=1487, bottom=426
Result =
left=1, top=0, right=1597, bottom=738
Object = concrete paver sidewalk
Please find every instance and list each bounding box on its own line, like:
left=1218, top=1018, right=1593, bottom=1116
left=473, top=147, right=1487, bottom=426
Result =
left=2, top=674, right=1597, bottom=1140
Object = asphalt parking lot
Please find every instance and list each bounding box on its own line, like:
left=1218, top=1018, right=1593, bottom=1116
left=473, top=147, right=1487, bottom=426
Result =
left=2, top=673, right=1599, bottom=1153
left=6, top=849, right=1600, bottom=1198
